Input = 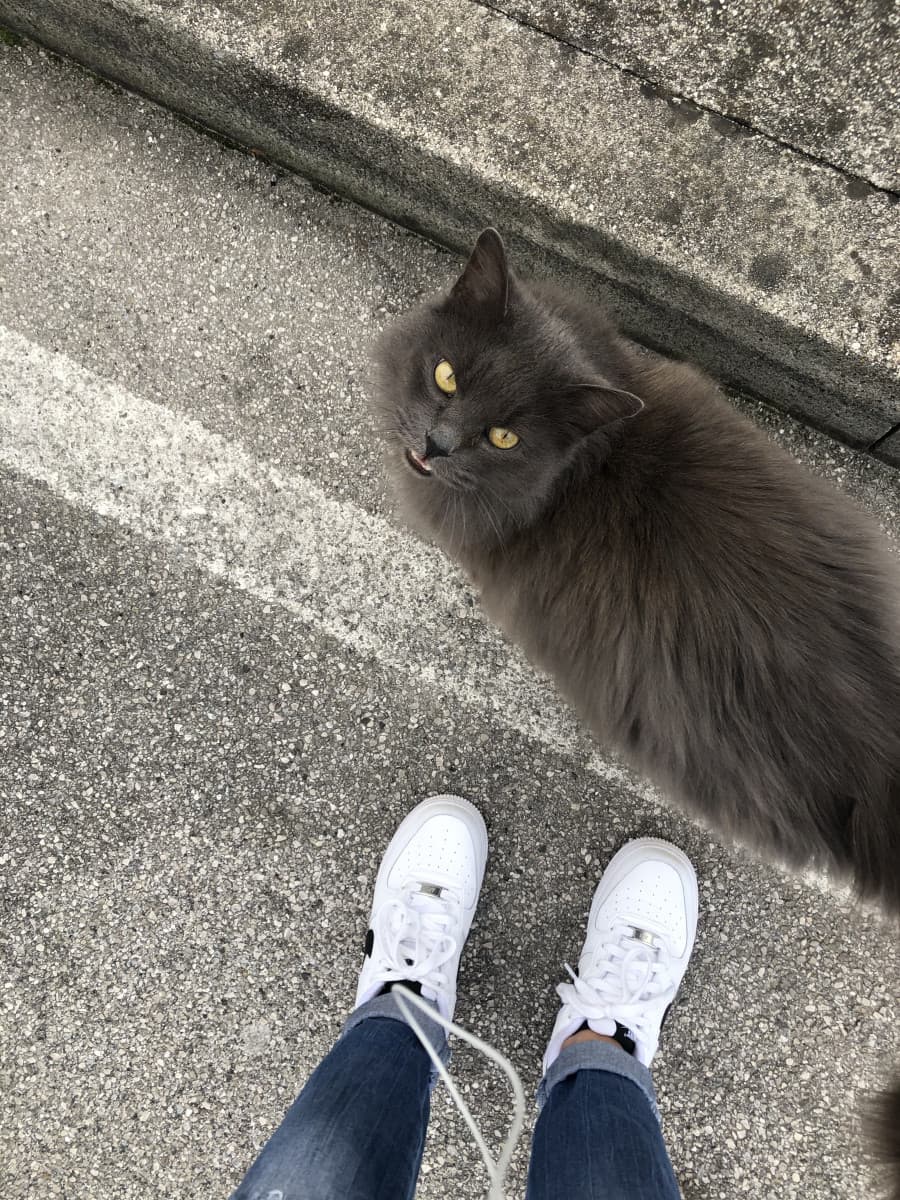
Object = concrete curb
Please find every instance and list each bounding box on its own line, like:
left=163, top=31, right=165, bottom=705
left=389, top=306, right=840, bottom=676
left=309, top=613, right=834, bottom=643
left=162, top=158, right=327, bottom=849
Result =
left=3, top=0, right=899, bottom=464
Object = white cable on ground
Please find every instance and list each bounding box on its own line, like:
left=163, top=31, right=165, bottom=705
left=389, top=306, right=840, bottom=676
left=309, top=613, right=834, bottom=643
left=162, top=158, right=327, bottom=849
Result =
left=392, top=985, right=527, bottom=1200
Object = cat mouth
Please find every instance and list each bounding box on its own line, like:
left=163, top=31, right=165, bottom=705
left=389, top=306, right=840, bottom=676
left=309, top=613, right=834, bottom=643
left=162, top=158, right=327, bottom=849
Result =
left=405, top=448, right=433, bottom=477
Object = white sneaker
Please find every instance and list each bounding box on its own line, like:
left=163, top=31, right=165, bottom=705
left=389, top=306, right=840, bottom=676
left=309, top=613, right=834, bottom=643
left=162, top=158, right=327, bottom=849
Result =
left=354, top=794, right=488, bottom=1023
left=543, top=838, right=699, bottom=1072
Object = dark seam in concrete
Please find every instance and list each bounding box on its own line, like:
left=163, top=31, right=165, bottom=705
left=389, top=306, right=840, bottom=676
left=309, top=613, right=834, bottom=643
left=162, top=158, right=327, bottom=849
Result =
left=868, top=421, right=900, bottom=451
left=472, top=0, right=900, bottom=201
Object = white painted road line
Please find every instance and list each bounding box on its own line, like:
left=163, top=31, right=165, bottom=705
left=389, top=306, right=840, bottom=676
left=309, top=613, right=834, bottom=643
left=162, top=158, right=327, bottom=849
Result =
left=1, top=319, right=868, bottom=907
left=0, top=324, right=591, bottom=762
left=0, top=323, right=859, bottom=903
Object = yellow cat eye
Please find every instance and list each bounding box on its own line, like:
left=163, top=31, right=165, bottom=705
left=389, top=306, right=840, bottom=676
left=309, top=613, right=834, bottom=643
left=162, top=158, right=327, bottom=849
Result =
left=434, top=359, right=457, bottom=395
left=487, top=426, right=519, bottom=449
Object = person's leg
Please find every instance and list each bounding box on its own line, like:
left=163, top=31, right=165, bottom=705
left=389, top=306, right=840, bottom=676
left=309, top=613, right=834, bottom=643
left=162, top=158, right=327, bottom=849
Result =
left=229, top=794, right=488, bottom=1200
left=526, top=839, right=698, bottom=1200
left=229, top=997, right=442, bottom=1200
left=526, top=1040, right=681, bottom=1200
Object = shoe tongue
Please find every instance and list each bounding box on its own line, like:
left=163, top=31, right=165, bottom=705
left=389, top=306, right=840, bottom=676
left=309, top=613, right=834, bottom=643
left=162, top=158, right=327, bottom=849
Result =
left=584, top=924, right=660, bottom=996
left=393, top=884, right=452, bottom=962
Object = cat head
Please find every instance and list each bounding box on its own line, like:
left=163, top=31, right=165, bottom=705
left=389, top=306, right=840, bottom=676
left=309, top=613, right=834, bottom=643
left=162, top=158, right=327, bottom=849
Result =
left=373, top=228, right=642, bottom=553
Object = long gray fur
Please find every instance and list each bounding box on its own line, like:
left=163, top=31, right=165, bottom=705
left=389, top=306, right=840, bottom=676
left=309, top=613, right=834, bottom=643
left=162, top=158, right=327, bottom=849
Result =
left=373, top=228, right=900, bottom=1196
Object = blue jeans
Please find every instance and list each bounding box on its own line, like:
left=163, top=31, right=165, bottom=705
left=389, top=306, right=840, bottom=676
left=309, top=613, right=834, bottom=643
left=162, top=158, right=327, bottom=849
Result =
left=230, top=994, right=682, bottom=1199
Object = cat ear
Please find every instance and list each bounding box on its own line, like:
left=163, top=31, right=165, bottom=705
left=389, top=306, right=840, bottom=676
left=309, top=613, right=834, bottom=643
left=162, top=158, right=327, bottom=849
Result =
left=571, top=382, right=644, bottom=430
left=449, top=228, right=509, bottom=321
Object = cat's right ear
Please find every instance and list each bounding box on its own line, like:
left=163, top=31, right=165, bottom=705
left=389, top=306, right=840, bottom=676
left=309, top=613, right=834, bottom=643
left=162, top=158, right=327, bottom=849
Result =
left=447, top=228, right=509, bottom=323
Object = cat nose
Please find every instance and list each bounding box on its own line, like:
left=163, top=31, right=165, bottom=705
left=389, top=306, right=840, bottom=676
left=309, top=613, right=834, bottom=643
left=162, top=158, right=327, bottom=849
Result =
left=425, top=424, right=459, bottom=458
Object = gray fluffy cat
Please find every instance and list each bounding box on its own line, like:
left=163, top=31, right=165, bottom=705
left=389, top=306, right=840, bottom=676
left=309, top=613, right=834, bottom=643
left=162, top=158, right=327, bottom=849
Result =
left=373, top=229, right=899, bottom=1190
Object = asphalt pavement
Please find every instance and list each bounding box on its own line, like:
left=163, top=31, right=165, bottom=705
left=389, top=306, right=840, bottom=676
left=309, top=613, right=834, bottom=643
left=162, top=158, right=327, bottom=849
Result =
left=1, top=42, right=898, bottom=1200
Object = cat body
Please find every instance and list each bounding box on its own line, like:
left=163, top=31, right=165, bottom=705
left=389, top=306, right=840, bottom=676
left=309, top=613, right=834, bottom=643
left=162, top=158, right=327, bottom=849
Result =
left=374, top=230, right=899, bottom=1192
left=377, top=233, right=900, bottom=912
left=469, top=335, right=900, bottom=906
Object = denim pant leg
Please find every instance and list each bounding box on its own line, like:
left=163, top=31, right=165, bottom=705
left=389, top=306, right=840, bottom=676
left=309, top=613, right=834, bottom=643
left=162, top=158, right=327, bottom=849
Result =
left=229, top=994, right=449, bottom=1200
left=526, top=1042, right=682, bottom=1200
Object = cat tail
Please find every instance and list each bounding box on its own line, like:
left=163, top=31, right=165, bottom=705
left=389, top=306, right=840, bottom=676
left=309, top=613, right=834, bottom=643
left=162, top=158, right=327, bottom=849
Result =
left=867, top=1078, right=900, bottom=1200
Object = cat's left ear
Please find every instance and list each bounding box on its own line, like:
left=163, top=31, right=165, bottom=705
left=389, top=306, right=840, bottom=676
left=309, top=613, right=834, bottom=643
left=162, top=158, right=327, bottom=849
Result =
left=448, top=228, right=509, bottom=322
left=572, top=382, right=645, bottom=430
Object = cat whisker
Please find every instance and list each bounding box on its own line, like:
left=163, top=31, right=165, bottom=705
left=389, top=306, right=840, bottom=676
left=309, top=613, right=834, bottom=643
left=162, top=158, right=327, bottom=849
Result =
left=447, top=491, right=464, bottom=551
left=482, top=483, right=520, bottom=528
left=472, top=488, right=509, bottom=555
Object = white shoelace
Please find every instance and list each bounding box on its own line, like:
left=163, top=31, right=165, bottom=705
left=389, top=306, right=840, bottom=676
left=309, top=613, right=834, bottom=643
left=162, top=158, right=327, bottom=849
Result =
left=393, top=985, right=525, bottom=1200
left=371, top=886, right=461, bottom=996
left=372, top=885, right=526, bottom=1200
left=556, top=921, right=677, bottom=1050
